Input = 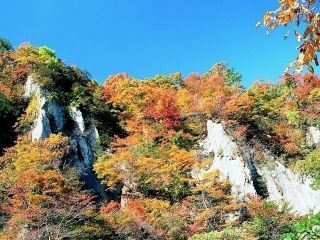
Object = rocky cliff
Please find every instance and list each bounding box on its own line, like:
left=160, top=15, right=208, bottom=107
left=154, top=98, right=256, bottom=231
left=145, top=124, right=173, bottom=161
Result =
left=24, top=76, right=106, bottom=199
left=22, top=75, right=320, bottom=212
left=202, top=120, right=320, bottom=214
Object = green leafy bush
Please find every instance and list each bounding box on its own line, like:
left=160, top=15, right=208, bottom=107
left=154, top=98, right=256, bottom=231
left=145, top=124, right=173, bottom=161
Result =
left=294, top=150, right=320, bottom=189
left=281, top=213, right=320, bottom=240
left=189, top=227, right=245, bottom=240
left=0, top=93, right=17, bottom=154
left=0, top=38, right=13, bottom=52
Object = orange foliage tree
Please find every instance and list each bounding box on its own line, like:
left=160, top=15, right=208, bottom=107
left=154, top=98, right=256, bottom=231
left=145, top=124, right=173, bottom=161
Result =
left=144, top=89, right=181, bottom=128
left=261, top=0, right=320, bottom=72
left=0, top=135, right=98, bottom=240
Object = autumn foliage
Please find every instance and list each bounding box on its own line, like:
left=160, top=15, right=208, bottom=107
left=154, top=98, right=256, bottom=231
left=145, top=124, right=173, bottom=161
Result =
left=1, top=39, right=320, bottom=239
left=261, top=0, right=320, bottom=73
left=0, top=135, right=97, bottom=239
left=90, top=60, right=320, bottom=238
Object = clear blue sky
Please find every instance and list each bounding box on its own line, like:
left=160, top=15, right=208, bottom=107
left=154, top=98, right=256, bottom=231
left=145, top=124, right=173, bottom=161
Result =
left=1, top=0, right=300, bottom=86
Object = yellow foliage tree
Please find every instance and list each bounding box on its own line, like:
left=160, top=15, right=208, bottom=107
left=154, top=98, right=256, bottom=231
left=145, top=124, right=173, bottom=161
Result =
left=261, top=0, right=320, bottom=73
left=0, top=135, right=96, bottom=240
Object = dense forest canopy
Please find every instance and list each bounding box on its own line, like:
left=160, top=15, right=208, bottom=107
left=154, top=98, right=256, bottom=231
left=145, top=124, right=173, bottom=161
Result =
left=0, top=37, right=319, bottom=239
left=1, top=1, right=320, bottom=239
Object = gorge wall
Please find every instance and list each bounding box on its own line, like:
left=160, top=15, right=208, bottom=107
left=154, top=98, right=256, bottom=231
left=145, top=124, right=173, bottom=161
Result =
left=24, top=76, right=106, bottom=199
left=23, top=75, right=320, bottom=213
left=201, top=120, right=320, bottom=214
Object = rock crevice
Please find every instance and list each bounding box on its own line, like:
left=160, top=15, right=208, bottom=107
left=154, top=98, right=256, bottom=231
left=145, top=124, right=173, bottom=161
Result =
left=202, top=120, right=320, bottom=214
left=24, top=76, right=106, bottom=199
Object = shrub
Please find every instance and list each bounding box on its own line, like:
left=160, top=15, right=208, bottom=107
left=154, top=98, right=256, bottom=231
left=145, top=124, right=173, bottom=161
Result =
left=0, top=38, right=13, bottom=52
left=189, top=227, right=246, bottom=240
left=294, top=150, right=320, bottom=189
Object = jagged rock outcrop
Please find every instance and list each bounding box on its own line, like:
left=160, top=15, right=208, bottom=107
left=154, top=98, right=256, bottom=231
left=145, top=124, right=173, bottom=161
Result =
left=258, top=162, right=320, bottom=214
left=24, top=76, right=106, bottom=199
left=202, top=120, right=320, bottom=214
left=201, top=120, right=257, bottom=199
left=24, top=75, right=40, bottom=98
left=307, top=126, right=320, bottom=147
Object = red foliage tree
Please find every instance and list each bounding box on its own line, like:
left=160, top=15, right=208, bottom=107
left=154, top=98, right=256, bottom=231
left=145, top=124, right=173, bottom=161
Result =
left=144, top=90, right=181, bottom=128
left=294, top=74, right=320, bottom=100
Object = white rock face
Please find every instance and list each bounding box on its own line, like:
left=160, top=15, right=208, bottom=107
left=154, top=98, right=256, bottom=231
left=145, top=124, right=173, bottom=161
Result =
left=24, top=76, right=40, bottom=98
left=24, top=76, right=106, bottom=199
left=201, top=120, right=256, bottom=199
left=70, top=107, right=85, bottom=134
left=258, top=162, right=320, bottom=214
left=31, top=95, right=52, bottom=140
left=202, top=120, right=320, bottom=214
left=307, top=126, right=320, bottom=147
left=25, top=77, right=52, bottom=141
left=68, top=119, right=105, bottom=198
left=25, top=77, right=65, bottom=140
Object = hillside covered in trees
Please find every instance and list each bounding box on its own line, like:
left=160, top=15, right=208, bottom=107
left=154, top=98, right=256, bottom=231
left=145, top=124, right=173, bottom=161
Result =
left=0, top=37, right=320, bottom=240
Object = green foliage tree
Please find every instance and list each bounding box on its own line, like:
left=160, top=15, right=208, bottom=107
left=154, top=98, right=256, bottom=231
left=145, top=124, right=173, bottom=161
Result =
left=189, top=227, right=244, bottom=240
left=144, top=72, right=184, bottom=89
left=203, top=63, right=242, bottom=86
left=281, top=213, right=320, bottom=239
left=0, top=38, right=13, bottom=52
left=294, top=150, right=320, bottom=189
left=0, top=94, right=16, bottom=155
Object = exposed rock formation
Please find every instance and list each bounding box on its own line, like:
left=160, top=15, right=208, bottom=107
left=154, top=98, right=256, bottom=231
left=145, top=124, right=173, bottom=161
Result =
left=24, top=76, right=40, bottom=98
left=24, top=76, right=106, bottom=199
left=258, top=162, right=320, bottom=214
left=202, top=120, right=320, bottom=214
left=307, top=126, right=320, bottom=147
left=24, top=74, right=320, bottom=211
left=201, top=120, right=257, bottom=199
